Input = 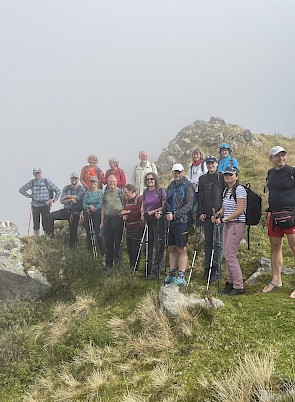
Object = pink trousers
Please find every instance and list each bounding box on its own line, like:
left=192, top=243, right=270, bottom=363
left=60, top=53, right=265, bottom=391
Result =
left=223, top=221, right=246, bottom=289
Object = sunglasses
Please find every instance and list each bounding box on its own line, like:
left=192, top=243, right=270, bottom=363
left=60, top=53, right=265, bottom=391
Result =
left=146, top=178, right=155, bottom=181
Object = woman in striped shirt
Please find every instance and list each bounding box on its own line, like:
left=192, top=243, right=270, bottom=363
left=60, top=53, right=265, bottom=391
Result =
left=213, top=166, right=247, bottom=296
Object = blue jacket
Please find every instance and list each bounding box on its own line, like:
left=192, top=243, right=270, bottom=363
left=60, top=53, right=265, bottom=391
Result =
left=217, top=155, right=238, bottom=172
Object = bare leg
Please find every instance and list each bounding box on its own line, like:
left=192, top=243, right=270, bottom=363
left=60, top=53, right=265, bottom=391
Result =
left=169, top=245, right=178, bottom=269
left=287, top=233, right=295, bottom=298
left=178, top=246, right=188, bottom=272
left=262, top=236, right=283, bottom=292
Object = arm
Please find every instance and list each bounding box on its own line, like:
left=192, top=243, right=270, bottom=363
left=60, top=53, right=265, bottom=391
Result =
left=100, top=205, right=105, bottom=228
left=19, top=181, right=33, bottom=198
left=48, top=181, right=61, bottom=203
left=232, top=158, right=239, bottom=170
left=118, top=170, right=126, bottom=188
left=83, top=191, right=91, bottom=210
left=223, top=198, right=245, bottom=222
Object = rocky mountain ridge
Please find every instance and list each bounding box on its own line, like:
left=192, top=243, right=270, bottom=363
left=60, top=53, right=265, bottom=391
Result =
left=156, top=116, right=261, bottom=173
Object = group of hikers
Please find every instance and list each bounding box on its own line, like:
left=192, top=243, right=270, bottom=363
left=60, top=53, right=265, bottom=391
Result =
left=19, top=144, right=295, bottom=298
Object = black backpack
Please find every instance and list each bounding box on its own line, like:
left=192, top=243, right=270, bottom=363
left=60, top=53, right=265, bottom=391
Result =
left=225, top=183, right=262, bottom=250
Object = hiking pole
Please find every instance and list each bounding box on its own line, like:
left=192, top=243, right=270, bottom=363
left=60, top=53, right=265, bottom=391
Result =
left=206, top=222, right=217, bottom=292
left=164, top=220, right=170, bottom=279
left=27, top=205, right=32, bottom=238
left=215, top=224, right=222, bottom=294
left=118, top=220, right=126, bottom=269
left=88, top=211, right=98, bottom=259
left=133, top=224, right=147, bottom=275
left=156, top=218, right=161, bottom=284
left=187, top=225, right=202, bottom=285
left=145, top=223, right=149, bottom=278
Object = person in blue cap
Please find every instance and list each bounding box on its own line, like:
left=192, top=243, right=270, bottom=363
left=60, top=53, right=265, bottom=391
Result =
left=217, top=143, right=239, bottom=172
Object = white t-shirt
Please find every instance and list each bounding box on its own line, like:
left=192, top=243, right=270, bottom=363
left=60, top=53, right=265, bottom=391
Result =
left=223, top=185, right=247, bottom=222
left=187, top=162, right=208, bottom=192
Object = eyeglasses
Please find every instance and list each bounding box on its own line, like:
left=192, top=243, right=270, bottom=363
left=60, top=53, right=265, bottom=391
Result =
left=146, top=178, right=155, bottom=182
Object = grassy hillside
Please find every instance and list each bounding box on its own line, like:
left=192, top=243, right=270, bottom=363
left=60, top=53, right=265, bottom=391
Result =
left=0, top=133, right=295, bottom=402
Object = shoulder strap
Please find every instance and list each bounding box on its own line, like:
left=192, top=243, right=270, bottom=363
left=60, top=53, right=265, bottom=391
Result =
left=83, top=166, right=88, bottom=180
left=158, top=188, right=163, bottom=204
left=142, top=188, right=148, bottom=202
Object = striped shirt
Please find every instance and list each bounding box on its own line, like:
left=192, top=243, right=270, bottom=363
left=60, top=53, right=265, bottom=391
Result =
left=223, top=185, right=247, bottom=222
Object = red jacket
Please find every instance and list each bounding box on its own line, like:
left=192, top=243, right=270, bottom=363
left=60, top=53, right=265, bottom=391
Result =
left=102, top=167, right=126, bottom=189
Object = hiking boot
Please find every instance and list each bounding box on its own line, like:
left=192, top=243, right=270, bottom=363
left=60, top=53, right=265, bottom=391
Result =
left=223, top=281, right=233, bottom=293
left=225, top=288, right=245, bottom=296
left=164, top=275, right=176, bottom=285
left=174, top=276, right=187, bottom=285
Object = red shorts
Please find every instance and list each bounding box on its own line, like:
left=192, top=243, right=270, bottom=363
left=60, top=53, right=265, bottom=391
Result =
left=268, top=213, right=295, bottom=237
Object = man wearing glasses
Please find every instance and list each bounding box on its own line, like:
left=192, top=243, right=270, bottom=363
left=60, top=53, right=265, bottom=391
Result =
left=163, top=164, right=194, bottom=285
left=263, top=146, right=295, bottom=297
left=47, top=173, right=85, bottom=248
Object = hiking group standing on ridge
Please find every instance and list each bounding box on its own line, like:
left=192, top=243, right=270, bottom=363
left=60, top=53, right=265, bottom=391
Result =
left=19, top=144, right=295, bottom=299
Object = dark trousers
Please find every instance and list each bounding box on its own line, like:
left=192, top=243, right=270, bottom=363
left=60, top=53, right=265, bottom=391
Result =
left=32, top=205, right=50, bottom=233
left=147, top=218, right=165, bottom=275
left=47, top=209, right=80, bottom=248
left=104, top=215, right=123, bottom=267
left=203, top=219, right=223, bottom=277
left=126, top=227, right=144, bottom=268
left=83, top=211, right=106, bottom=255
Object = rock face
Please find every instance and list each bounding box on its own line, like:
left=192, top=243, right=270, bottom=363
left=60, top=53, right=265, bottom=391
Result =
left=0, top=222, right=51, bottom=303
left=158, top=284, right=224, bottom=316
left=156, top=116, right=261, bottom=173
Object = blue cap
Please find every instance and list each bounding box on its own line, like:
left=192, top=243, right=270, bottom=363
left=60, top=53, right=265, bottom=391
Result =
left=224, top=166, right=238, bottom=175
left=205, top=156, right=218, bottom=164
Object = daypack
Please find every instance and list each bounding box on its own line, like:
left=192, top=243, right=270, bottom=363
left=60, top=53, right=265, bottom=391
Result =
left=31, top=178, right=54, bottom=200
left=224, top=183, right=262, bottom=250
left=82, top=165, right=103, bottom=189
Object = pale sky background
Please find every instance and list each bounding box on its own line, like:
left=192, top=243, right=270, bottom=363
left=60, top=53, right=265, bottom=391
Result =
left=1, top=0, right=295, bottom=235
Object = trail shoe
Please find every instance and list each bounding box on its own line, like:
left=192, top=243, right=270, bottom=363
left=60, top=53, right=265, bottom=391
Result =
left=226, top=288, right=245, bottom=296
left=174, top=275, right=187, bottom=285
left=164, top=269, right=176, bottom=285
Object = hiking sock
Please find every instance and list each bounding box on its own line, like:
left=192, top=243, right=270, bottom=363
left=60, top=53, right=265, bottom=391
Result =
left=178, top=271, right=185, bottom=278
left=168, top=269, right=176, bottom=277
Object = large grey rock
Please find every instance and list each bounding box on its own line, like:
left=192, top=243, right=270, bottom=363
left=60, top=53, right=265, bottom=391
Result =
left=0, top=221, right=51, bottom=303
left=245, top=257, right=295, bottom=285
left=156, top=116, right=262, bottom=173
left=158, top=284, right=224, bottom=316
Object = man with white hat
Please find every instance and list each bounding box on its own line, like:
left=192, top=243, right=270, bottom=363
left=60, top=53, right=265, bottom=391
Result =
left=263, top=146, right=295, bottom=298
left=19, top=168, right=61, bottom=236
left=163, top=163, right=194, bottom=285
left=47, top=173, right=85, bottom=248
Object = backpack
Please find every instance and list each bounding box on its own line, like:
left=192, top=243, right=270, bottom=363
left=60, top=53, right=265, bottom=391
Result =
left=31, top=178, right=54, bottom=199
left=224, top=183, right=262, bottom=250
left=83, top=166, right=103, bottom=189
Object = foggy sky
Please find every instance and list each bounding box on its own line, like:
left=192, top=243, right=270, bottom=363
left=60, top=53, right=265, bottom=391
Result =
left=1, top=0, right=295, bottom=235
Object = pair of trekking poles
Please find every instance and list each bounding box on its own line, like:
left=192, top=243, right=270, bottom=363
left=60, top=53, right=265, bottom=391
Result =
left=133, top=220, right=164, bottom=284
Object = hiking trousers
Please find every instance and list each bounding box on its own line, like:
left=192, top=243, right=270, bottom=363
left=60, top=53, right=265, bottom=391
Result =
left=203, top=219, right=223, bottom=276
left=104, top=215, right=123, bottom=267
left=223, top=221, right=246, bottom=289
left=32, top=205, right=50, bottom=234
left=126, top=227, right=144, bottom=269
left=147, top=217, right=165, bottom=275
left=47, top=209, right=80, bottom=248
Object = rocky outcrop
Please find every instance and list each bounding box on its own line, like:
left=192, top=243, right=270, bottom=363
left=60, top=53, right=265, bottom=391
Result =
left=158, top=284, right=224, bottom=316
left=156, top=116, right=261, bottom=173
left=245, top=257, right=295, bottom=286
left=0, top=222, right=51, bottom=303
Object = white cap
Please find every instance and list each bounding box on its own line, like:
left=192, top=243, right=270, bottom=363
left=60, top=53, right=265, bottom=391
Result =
left=269, top=146, right=287, bottom=157
left=172, top=163, right=184, bottom=172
